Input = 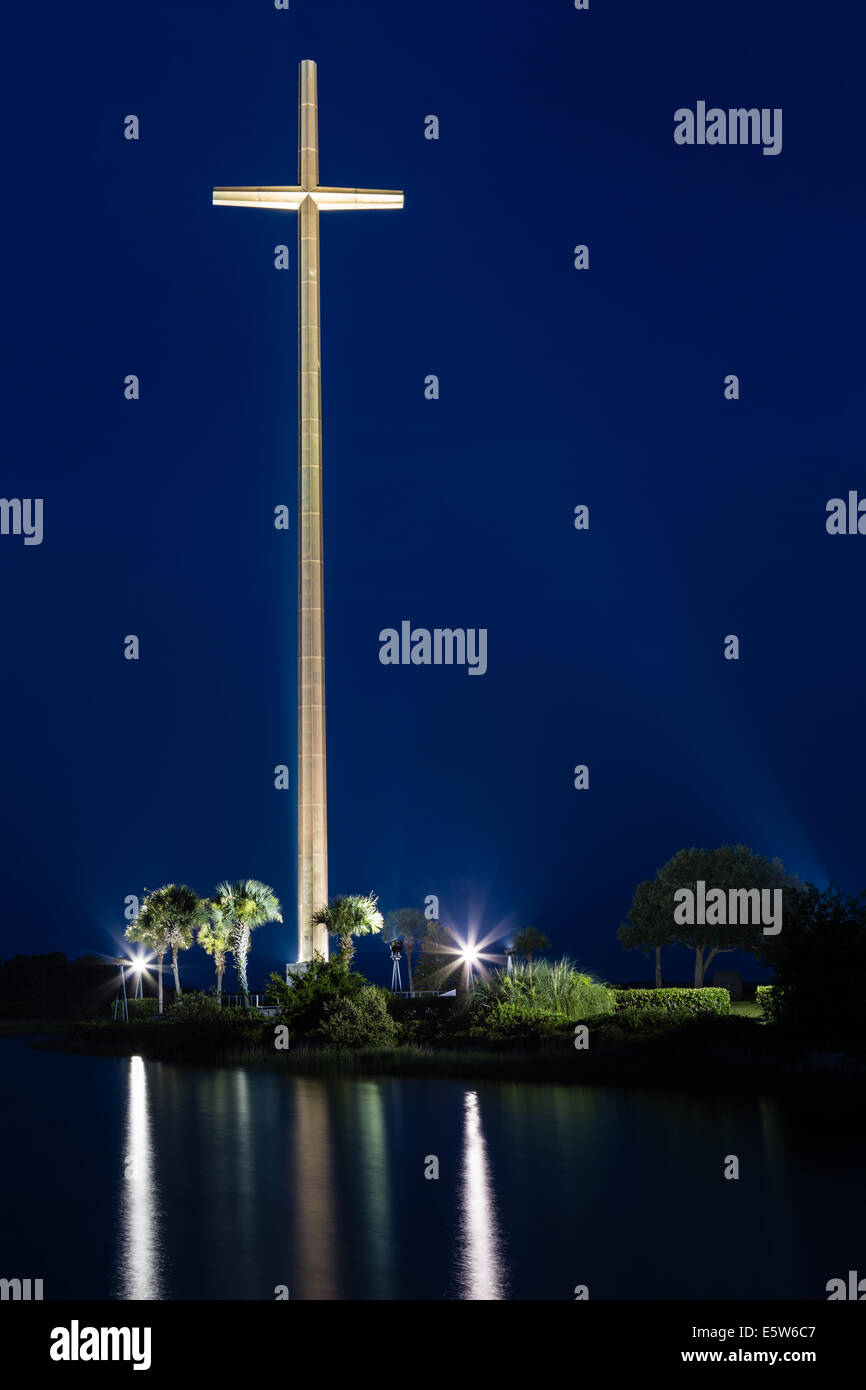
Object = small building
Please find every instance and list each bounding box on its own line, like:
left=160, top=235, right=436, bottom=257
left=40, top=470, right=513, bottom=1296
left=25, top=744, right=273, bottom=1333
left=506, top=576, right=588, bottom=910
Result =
left=712, top=970, right=743, bottom=1000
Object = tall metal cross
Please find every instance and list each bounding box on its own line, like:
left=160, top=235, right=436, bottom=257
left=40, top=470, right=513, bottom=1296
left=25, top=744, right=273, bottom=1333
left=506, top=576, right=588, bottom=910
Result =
left=214, top=60, right=403, bottom=963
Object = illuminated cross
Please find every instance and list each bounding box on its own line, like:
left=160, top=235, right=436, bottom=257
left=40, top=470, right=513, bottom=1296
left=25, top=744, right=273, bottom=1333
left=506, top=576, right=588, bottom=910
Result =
left=213, top=60, right=403, bottom=965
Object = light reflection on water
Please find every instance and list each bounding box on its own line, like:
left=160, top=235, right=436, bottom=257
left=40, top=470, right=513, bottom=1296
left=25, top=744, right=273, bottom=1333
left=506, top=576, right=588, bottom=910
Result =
left=292, top=1077, right=339, bottom=1299
left=456, top=1089, right=507, bottom=1300
left=112, top=1062, right=507, bottom=1300
left=118, top=1056, right=164, bottom=1300
left=77, top=1050, right=865, bottom=1300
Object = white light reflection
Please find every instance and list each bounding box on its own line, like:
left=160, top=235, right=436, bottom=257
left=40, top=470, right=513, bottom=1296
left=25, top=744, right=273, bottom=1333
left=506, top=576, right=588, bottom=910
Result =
left=456, top=1089, right=507, bottom=1299
left=232, top=1068, right=258, bottom=1292
left=119, top=1055, right=163, bottom=1299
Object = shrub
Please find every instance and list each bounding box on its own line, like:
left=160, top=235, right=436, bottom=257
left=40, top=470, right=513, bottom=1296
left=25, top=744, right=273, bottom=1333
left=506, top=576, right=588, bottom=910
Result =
left=469, top=1000, right=565, bottom=1044
left=388, top=995, right=456, bottom=1024
left=612, top=987, right=731, bottom=1023
left=151, top=990, right=267, bottom=1057
left=470, top=957, right=614, bottom=1028
left=166, top=991, right=224, bottom=1021
left=265, top=955, right=366, bottom=1040
left=127, top=997, right=158, bottom=1021
left=316, top=987, right=399, bottom=1048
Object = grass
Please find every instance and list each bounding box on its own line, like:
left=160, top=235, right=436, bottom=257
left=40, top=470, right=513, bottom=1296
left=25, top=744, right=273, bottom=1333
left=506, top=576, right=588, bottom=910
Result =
left=730, top=1000, right=763, bottom=1018
left=472, top=957, right=615, bottom=1024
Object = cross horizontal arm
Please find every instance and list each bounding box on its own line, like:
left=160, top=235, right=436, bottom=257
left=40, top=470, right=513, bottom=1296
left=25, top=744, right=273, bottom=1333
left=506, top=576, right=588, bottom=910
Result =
left=213, top=186, right=306, bottom=211
left=311, top=187, right=404, bottom=211
left=213, top=185, right=403, bottom=212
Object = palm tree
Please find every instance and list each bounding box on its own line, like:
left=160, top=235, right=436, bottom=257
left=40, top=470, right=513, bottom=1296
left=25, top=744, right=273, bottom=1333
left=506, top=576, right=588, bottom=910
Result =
left=135, top=884, right=204, bottom=999
left=514, top=925, right=551, bottom=978
left=198, top=905, right=233, bottom=997
left=125, top=900, right=170, bottom=1014
left=213, top=879, right=282, bottom=1007
left=312, top=893, right=384, bottom=965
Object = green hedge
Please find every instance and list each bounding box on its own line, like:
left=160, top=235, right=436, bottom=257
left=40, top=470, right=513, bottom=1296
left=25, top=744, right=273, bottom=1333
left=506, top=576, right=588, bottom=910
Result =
left=755, top=984, right=784, bottom=1022
left=612, top=987, right=731, bottom=1020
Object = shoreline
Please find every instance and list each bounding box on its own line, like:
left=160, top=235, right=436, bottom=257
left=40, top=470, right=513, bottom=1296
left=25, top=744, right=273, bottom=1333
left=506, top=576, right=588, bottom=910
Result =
left=17, top=1020, right=866, bottom=1102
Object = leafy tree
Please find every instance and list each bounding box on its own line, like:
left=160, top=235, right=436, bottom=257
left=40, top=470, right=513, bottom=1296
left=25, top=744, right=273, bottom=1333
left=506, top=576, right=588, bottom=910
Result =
left=617, top=877, right=671, bottom=990
left=384, top=907, right=427, bottom=991
left=312, top=893, right=383, bottom=964
left=514, top=926, right=551, bottom=976
left=618, top=845, right=797, bottom=986
left=198, top=906, right=233, bottom=997
left=126, top=892, right=175, bottom=1013
left=213, top=879, right=283, bottom=1007
left=412, top=920, right=460, bottom=991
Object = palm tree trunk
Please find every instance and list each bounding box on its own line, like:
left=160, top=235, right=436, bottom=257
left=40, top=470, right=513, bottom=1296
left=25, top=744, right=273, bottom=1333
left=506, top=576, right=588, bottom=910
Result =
left=340, top=932, right=355, bottom=962
left=156, top=949, right=165, bottom=1014
left=234, top=925, right=250, bottom=1007
left=655, top=947, right=662, bottom=988
left=171, top=944, right=181, bottom=995
left=406, top=944, right=414, bottom=991
left=216, top=960, right=224, bottom=997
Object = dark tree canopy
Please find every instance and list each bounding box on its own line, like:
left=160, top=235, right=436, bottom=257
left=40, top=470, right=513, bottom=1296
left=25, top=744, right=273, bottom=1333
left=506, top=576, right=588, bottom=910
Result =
left=513, top=926, right=551, bottom=963
left=755, top=882, right=866, bottom=1043
left=618, top=844, right=799, bottom=985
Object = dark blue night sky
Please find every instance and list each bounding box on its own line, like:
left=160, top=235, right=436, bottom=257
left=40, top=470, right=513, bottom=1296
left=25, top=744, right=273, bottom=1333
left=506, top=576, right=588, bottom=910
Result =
left=2, top=0, right=864, bottom=989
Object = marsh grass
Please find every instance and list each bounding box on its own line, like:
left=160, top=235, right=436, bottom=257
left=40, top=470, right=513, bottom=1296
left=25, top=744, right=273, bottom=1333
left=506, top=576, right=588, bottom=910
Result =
left=470, top=956, right=615, bottom=1028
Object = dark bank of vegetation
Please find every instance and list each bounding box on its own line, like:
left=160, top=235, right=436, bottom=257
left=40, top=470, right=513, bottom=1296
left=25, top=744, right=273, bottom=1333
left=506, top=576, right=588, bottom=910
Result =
left=47, top=941, right=866, bottom=1098
left=10, top=845, right=866, bottom=1097
left=0, top=952, right=122, bottom=1028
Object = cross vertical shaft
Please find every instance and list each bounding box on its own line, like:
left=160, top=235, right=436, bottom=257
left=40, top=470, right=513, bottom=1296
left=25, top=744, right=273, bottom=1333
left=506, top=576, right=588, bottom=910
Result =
left=297, top=60, right=328, bottom=962
left=212, top=59, right=403, bottom=969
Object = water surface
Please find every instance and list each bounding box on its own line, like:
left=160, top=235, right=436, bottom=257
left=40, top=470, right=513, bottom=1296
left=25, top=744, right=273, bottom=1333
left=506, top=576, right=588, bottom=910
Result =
left=0, top=1038, right=860, bottom=1299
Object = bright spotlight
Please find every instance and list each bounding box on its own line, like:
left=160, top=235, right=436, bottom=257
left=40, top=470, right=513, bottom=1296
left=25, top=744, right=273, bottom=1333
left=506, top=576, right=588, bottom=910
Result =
left=460, top=945, right=479, bottom=965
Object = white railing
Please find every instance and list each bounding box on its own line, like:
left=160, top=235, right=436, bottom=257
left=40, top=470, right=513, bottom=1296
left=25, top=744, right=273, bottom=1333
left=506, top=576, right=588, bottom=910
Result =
left=390, top=990, right=443, bottom=999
